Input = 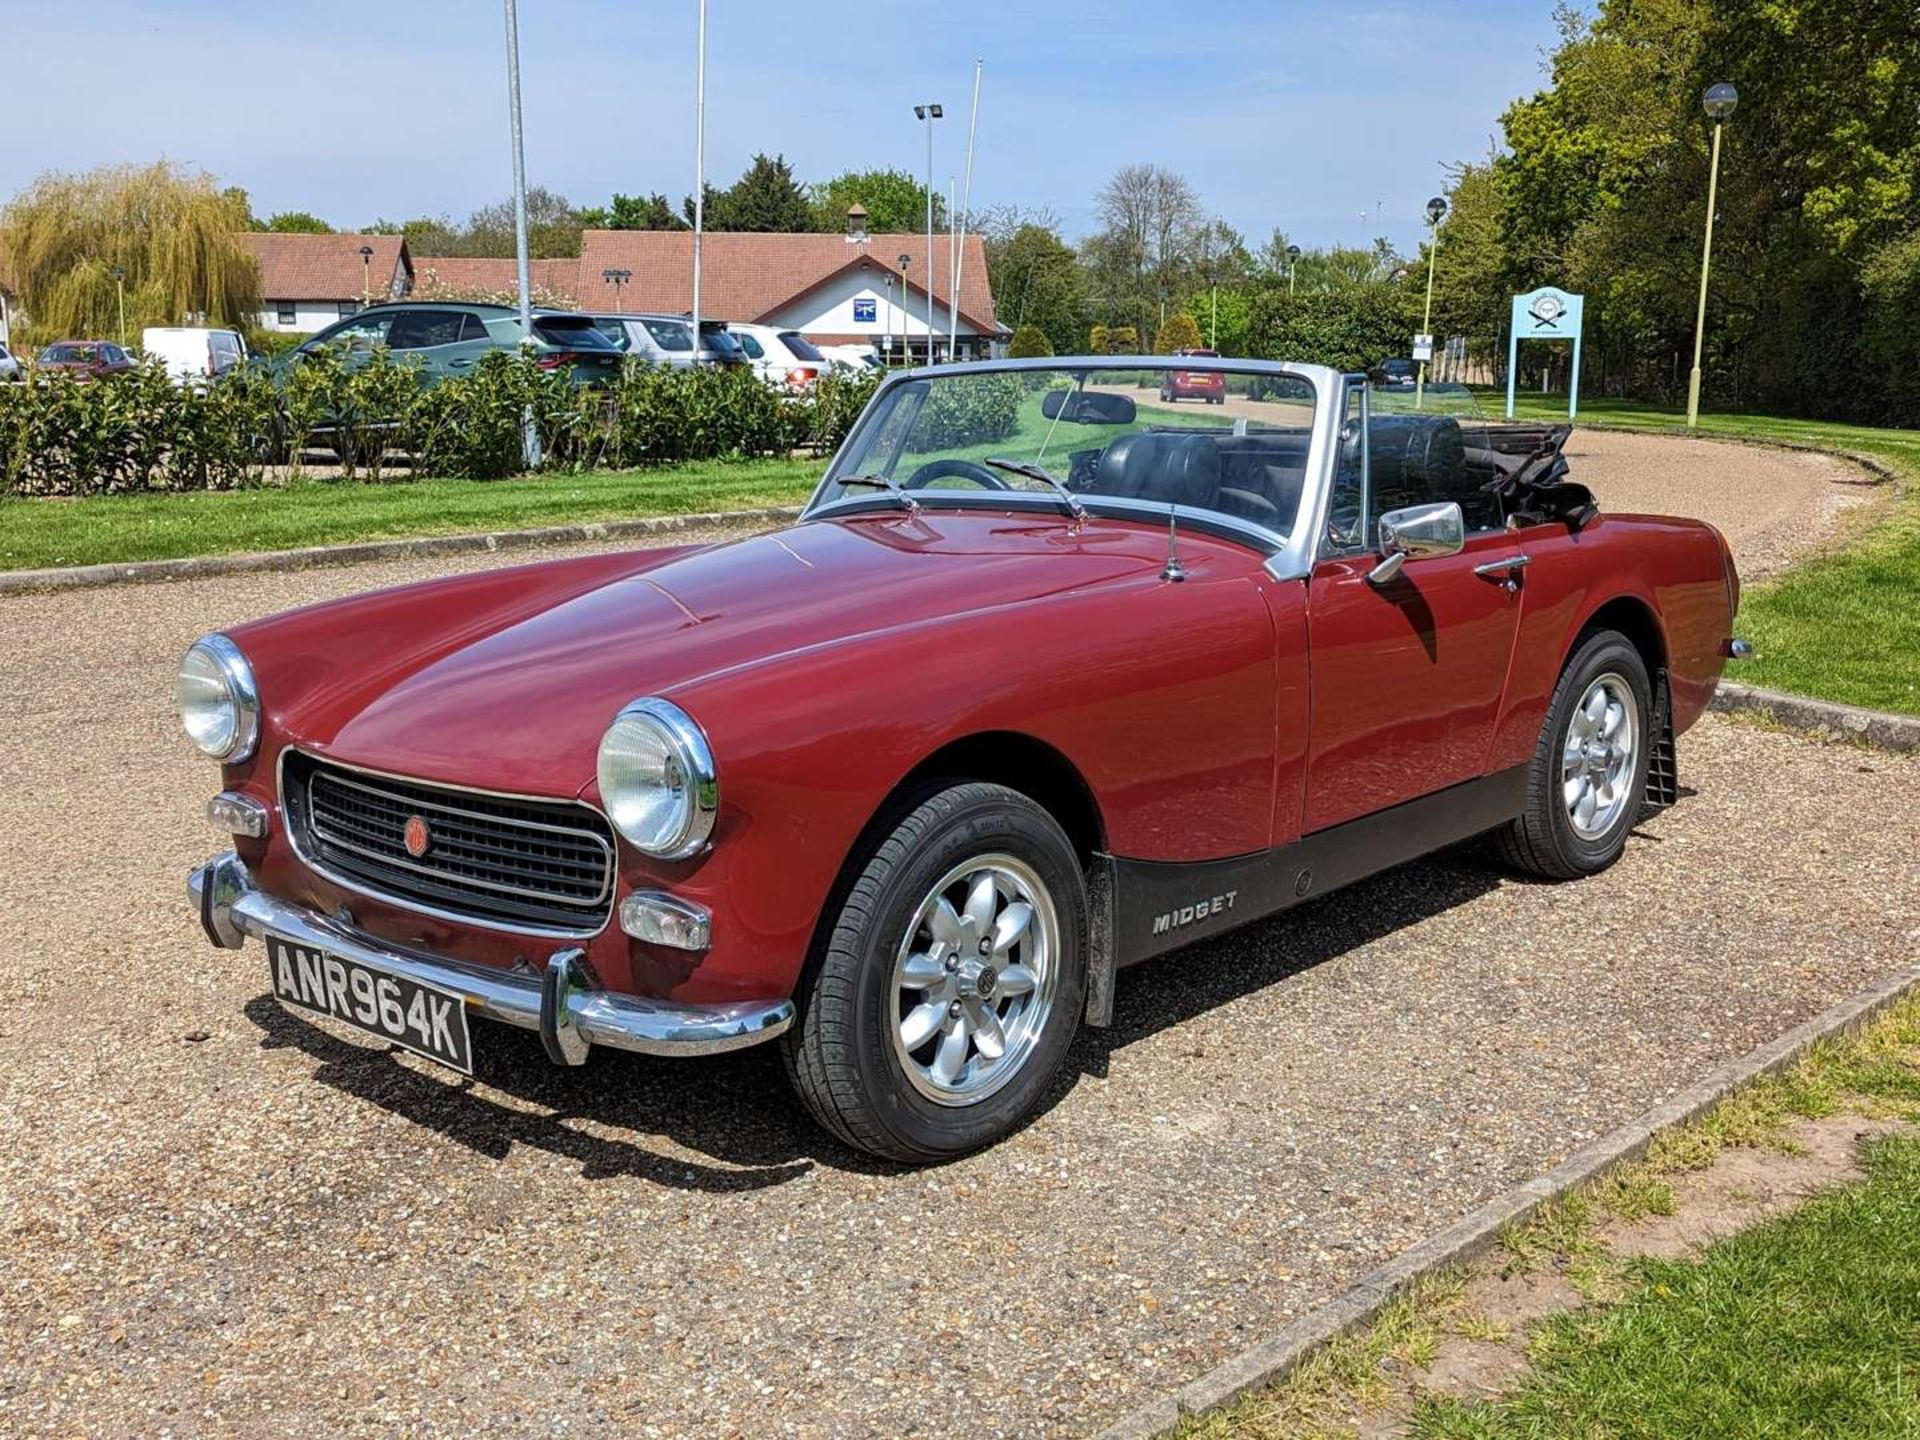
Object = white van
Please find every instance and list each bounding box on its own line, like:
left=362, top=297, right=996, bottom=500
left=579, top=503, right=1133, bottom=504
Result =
left=141, top=327, right=248, bottom=384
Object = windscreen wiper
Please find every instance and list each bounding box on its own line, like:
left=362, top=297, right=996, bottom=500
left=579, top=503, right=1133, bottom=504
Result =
left=836, top=473, right=920, bottom=514
left=983, top=458, right=1086, bottom=521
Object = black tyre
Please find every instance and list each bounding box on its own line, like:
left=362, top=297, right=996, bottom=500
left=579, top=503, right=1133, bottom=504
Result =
left=781, top=782, right=1087, bottom=1162
left=1496, top=629, right=1652, bottom=880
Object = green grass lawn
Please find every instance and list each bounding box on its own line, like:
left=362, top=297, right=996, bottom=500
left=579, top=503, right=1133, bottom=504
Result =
left=1411, top=1132, right=1920, bottom=1439
left=0, top=456, right=821, bottom=571
left=1497, top=392, right=1920, bottom=717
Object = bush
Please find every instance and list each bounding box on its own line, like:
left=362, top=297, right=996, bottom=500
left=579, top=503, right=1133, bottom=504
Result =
left=910, top=373, right=1024, bottom=448
left=0, top=349, right=882, bottom=496
left=1154, top=311, right=1204, bottom=353
left=1007, top=324, right=1054, bottom=358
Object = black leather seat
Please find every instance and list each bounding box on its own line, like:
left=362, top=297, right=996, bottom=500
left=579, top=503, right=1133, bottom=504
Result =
left=1091, top=432, right=1221, bottom=509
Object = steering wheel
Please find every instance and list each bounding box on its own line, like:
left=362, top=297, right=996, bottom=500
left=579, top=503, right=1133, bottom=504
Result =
left=904, top=458, right=1012, bottom=490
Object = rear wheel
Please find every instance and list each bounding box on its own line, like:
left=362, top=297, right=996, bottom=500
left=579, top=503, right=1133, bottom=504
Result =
left=782, top=782, right=1087, bottom=1162
left=1496, top=630, right=1651, bottom=880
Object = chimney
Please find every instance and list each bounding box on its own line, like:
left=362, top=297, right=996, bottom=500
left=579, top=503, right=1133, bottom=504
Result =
left=845, top=204, right=869, bottom=245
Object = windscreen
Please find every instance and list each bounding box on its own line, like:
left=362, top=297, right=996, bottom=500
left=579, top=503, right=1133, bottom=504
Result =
left=779, top=331, right=826, bottom=362
left=823, top=363, right=1319, bottom=538
left=532, top=316, right=621, bottom=351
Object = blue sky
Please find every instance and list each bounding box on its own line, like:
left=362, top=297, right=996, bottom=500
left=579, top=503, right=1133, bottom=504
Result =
left=0, top=0, right=1560, bottom=253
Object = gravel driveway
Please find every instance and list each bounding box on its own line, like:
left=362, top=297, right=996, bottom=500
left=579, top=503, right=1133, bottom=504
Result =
left=3, top=487, right=1914, bottom=1438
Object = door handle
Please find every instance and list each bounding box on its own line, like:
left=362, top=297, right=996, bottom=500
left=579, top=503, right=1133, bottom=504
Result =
left=1473, top=554, right=1533, bottom=579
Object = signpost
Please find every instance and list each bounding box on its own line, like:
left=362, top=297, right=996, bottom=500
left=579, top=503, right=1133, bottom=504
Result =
left=1505, top=286, right=1585, bottom=420
left=1411, top=333, right=1434, bottom=363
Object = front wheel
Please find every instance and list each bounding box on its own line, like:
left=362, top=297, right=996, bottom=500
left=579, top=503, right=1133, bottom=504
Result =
left=1496, top=629, right=1651, bottom=880
left=782, top=782, right=1087, bottom=1162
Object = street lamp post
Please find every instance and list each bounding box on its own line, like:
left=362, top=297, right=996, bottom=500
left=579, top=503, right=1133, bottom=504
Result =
left=602, top=268, right=631, bottom=310
left=1286, top=244, right=1301, bottom=297
left=913, top=103, right=943, bottom=363
left=1687, top=82, right=1738, bottom=429
left=359, top=244, right=374, bottom=306
left=1415, top=195, right=1448, bottom=410
left=898, top=253, right=912, bottom=366
left=109, top=265, right=126, bottom=347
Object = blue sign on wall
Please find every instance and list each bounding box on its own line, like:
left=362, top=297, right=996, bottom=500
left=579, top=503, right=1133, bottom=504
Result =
left=853, top=298, right=877, bottom=324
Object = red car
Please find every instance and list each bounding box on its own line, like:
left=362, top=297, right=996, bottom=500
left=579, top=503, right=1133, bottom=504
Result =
left=37, top=340, right=137, bottom=379
left=184, top=357, right=1745, bottom=1161
left=1162, top=347, right=1226, bottom=403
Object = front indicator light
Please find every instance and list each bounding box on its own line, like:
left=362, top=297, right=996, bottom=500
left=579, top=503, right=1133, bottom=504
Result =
left=207, top=791, right=270, bottom=838
left=620, top=892, right=711, bottom=951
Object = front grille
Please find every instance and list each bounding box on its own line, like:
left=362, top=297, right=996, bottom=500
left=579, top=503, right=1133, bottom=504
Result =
left=284, top=752, right=616, bottom=933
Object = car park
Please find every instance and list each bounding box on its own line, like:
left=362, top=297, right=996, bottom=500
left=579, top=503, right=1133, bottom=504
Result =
left=726, top=321, right=830, bottom=391
left=141, top=325, right=248, bottom=385
left=182, top=354, right=1743, bottom=1163
left=584, top=312, right=748, bottom=369
left=36, top=340, right=137, bottom=379
left=1161, top=347, right=1226, bottom=403
left=267, top=302, right=624, bottom=388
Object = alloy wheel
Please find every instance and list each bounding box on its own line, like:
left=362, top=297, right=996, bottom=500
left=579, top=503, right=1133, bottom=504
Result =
left=889, top=854, right=1059, bottom=1106
left=1562, top=672, right=1638, bottom=840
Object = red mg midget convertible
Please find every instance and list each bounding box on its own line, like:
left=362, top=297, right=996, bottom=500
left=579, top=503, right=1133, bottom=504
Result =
left=184, top=358, right=1745, bottom=1161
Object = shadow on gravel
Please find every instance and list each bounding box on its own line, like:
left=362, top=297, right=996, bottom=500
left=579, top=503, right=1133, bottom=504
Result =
left=241, top=841, right=1509, bottom=1186
left=243, top=994, right=822, bottom=1191
left=1072, top=842, right=1508, bottom=1081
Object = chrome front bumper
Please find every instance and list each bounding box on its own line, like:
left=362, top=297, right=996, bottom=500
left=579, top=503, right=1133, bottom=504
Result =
left=187, top=852, right=793, bottom=1062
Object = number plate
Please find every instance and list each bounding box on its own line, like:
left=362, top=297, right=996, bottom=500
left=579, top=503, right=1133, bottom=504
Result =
left=266, top=935, right=473, bottom=1075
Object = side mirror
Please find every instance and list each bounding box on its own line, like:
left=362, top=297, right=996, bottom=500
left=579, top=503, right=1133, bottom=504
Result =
left=1367, top=501, right=1464, bottom=586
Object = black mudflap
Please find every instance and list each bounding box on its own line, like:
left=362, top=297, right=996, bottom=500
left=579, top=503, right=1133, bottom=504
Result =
left=1640, top=668, right=1677, bottom=818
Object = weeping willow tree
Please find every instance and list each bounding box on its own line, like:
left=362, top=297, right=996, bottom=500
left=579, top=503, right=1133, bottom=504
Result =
left=2, top=162, right=261, bottom=344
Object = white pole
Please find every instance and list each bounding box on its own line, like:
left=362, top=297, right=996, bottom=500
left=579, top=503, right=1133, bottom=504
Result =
left=948, top=176, right=958, bottom=356
left=502, top=0, right=538, bottom=467
left=952, top=58, right=981, bottom=360
left=691, top=0, right=707, bottom=340
left=503, top=0, right=531, bottom=339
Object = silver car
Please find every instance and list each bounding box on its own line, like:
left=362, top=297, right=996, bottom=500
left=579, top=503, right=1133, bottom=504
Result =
left=0, top=341, right=20, bottom=382
left=586, top=313, right=748, bottom=370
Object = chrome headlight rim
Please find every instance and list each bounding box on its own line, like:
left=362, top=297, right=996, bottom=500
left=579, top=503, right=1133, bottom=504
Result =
left=178, top=632, right=260, bottom=763
left=596, top=697, right=718, bottom=861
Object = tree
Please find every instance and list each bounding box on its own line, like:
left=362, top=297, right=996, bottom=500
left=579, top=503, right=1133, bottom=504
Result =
left=702, top=154, right=814, bottom=233
left=1084, top=164, right=1204, bottom=340
left=986, top=223, right=1085, bottom=358
left=1088, top=324, right=1110, bottom=355
left=1155, top=310, right=1204, bottom=353
left=261, top=210, right=334, bottom=234
left=462, top=186, right=590, bottom=258
left=0, top=161, right=260, bottom=344
left=1007, top=324, right=1053, bottom=358
left=810, top=169, right=944, bottom=233
left=581, top=192, right=685, bottom=231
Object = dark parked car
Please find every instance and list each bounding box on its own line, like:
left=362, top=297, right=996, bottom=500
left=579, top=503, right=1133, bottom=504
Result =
left=267, top=302, right=624, bottom=388
left=1371, top=357, right=1418, bottom=387
left=37, top=340, right=137, bottom=379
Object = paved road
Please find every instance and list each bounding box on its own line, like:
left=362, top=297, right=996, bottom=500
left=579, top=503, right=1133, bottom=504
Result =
left=1, top=483, right=1913, bottom=1438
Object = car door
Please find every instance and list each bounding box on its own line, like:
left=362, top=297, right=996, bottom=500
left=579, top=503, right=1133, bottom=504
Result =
left=1302, top=384, right=1525, bottom=833
left=385, top=309, right=490, bottom=381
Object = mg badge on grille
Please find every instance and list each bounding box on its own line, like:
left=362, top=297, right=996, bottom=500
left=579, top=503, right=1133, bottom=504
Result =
left=403, top=815, right=433, bottom=858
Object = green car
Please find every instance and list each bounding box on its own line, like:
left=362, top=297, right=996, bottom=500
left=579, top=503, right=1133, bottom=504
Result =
left=265, top=302, right=625, bottom=388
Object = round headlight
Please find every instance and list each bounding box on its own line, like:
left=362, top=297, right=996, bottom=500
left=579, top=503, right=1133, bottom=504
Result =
left=596, top=698, right=717, bottom=859
left=177, top=633, right=260, bottom=762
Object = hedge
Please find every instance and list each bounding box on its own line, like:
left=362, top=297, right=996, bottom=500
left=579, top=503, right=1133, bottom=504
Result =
left=0, top=349, right=880, bottom=496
